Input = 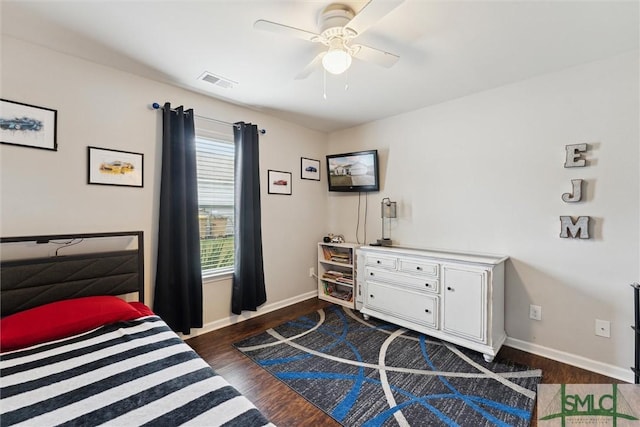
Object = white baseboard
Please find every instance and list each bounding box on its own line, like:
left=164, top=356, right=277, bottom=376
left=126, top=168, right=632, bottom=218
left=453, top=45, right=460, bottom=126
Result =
left=181, top=291, right=318, bottom=339
left=504, top=337, right=634, bottom=383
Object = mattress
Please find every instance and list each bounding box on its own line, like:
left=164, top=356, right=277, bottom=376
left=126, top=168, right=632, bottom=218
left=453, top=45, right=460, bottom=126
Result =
left=1, top=312, right=273, bottom=427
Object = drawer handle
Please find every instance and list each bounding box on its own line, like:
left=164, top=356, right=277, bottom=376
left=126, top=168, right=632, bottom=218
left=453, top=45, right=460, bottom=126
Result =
left=416, top=266, right=422, bottom=271
left=447, top=286, right=454, bottom=291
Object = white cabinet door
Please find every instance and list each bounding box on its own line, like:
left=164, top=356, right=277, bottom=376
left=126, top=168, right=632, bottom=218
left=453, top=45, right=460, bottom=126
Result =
left=442, top=266, right=487, bottom=343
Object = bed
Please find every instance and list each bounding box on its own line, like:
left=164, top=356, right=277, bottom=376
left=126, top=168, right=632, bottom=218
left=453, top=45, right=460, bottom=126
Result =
left=0, top=231, right=273, bottom=427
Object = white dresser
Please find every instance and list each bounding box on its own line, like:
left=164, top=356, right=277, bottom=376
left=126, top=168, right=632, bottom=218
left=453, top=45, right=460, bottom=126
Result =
left=356, top=245, right=508, bottom=362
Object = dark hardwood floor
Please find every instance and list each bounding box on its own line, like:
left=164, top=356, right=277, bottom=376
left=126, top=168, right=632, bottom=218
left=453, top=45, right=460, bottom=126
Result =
left=185, top=298, right=626, bottom=427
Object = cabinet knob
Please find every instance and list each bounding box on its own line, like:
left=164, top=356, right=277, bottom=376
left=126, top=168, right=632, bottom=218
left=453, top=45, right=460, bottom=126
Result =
left=370, top=272, right=374, bottom=276
left=425, top=283, right=430, bottom=288
left=447, top=286, right=454, bottom=291
left=424, top=309, right=430, bottom=313
left=416, top=266, right=422, bottom=271
left=377, top=260, right=381, bottom=264
left=370, top=294, right=375, bottom=299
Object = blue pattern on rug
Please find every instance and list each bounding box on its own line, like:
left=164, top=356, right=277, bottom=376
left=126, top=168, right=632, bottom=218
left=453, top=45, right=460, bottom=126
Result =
left=235, top=305, right=541, bottom=426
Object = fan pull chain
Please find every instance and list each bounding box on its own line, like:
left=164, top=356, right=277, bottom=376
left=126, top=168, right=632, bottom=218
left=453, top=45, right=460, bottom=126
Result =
left=323, top=68, right=327, bottom=100
left=345, top=68, right=349, bottom=92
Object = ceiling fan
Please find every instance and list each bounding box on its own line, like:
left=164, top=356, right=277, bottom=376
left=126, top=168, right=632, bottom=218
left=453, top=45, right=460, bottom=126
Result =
left=254, top=0, right=404, bottom=79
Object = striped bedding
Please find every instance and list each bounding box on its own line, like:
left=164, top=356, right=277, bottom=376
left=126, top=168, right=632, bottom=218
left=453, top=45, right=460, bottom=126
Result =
left=0, top=315, right=273, bottom=427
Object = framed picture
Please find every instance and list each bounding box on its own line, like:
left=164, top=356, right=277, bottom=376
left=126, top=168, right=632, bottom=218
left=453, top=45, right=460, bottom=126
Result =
left=0, top=99, right=57, bottom=151
left=88, top=146, right=143, bottom=188
left=301, top=157, right=320, bottom=181
left=268, top=170, right=292, bottom=195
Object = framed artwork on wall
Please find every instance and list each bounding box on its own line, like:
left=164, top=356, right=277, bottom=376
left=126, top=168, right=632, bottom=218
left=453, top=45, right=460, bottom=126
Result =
left=268, top=170, right=292, bottom=195
left=0, top=99, right=58, bottom=151
left=87, top=146, right=143, bottom=188
left=301, top=157, right=320, bottom=181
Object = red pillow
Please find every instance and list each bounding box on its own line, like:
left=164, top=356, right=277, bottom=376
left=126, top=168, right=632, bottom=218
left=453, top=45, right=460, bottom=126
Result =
left=129, top=301, right=155, bottom=317
left=0, top=296, right=148, bottom=352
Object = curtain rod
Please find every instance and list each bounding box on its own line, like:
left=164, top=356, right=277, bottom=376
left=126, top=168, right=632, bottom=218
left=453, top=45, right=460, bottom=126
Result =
left=151, top=102, right=266, bottom=134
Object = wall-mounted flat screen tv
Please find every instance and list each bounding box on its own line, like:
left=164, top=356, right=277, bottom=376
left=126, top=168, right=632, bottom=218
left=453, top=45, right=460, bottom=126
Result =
left=326, top=149, right=379, bottom=192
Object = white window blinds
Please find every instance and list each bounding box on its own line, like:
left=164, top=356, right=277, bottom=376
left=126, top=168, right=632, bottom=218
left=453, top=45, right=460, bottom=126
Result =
left=195, top=136, right=234, bottom=276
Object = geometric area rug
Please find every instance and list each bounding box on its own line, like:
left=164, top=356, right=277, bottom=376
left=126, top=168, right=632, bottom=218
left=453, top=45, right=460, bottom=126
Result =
left=234, top=305, right=542, bottom=427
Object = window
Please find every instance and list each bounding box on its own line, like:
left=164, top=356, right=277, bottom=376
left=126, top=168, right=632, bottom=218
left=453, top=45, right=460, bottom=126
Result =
left=195, top=134, right=234, bottom=277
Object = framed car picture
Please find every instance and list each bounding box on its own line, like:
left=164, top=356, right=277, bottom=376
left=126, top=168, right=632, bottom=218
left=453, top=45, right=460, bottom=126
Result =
left=301, top=157, right=320, bottom=181
left=0, top=99, right=57, bottom=151
left=268, top=170, right=292, bottom=195
left=88, top=146, right=143, bottom=187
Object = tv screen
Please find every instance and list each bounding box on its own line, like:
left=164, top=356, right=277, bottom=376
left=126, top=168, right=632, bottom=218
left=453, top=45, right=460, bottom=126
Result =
left=326, top=149, right=379, bottom=192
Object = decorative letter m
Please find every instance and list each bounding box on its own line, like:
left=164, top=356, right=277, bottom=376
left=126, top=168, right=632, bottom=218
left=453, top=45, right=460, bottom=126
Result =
left=560, top=216, right=590, bottom=239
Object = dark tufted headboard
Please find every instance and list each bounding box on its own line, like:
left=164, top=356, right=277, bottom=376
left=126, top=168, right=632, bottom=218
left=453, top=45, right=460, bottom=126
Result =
left=0, top=231, right=144, bottom=317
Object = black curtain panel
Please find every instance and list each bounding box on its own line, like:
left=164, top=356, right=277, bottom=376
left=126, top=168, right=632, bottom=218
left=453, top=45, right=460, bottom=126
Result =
left=231, top=122, right=266, bottom=315
left=154, top=102, right=203, bottom=334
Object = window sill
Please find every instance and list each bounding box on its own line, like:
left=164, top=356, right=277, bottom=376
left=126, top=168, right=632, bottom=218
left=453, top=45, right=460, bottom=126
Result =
left=202, top=271, right=233, bottom=284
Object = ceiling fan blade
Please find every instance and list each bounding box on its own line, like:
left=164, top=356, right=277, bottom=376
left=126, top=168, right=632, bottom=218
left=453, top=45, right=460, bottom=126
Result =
left=254, top=19, right=320, bottom=42
left=295, top=52, right=325, bottom=80
left=352, top=44, right=399, bottom=68
left=345, top=0, right=405, bottom=36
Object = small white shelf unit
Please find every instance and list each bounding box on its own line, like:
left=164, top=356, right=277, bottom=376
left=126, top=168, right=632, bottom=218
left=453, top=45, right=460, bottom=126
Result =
left=317, top=242, right=359, bottom=309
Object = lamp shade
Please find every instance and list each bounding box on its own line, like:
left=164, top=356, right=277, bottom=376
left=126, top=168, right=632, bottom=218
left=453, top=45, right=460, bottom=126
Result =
left=322, top=48, right=352, bottom=75
left=381, top=198, right=397, bottom=218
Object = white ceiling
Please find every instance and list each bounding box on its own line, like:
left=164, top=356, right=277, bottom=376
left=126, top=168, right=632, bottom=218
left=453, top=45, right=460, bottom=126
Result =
left=2, top=0, right=638, bottom=133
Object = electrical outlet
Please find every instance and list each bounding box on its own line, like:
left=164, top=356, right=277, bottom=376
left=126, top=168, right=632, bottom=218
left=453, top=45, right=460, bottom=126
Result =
left=309, top=267, right=315, bottom=278
left=595, top=319, right=610, bottom=338
left=529, top=304, right=542, bottom=321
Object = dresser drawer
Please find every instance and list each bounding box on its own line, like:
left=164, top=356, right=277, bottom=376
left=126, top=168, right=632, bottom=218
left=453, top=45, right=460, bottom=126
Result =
left=366, top=281, right=438, bottom=329
left=398, top=258, right=439, bottom=277
left=365, top=267, right=439, bottom=293
left=365, top=254, right=397, bottom=270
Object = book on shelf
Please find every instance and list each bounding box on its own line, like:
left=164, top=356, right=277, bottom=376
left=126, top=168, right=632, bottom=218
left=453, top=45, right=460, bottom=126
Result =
left=324, top=270, right=351, bottom=276
left=321, top=245, right=352, bottom=264
left=322, top=271, right=342, bottom=280
left=322, top=270, right=353, bottom=282
left=325, top=270, right=344, bottom=276
left=321, top=246, right=331, bottom=260
left=323, top=283, right=353, bottom=302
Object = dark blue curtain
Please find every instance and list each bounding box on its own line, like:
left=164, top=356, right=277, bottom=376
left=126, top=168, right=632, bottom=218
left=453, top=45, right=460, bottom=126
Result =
left=154, top=103, right=203, bottom=334
left=231, top=122, right=266, bottom=314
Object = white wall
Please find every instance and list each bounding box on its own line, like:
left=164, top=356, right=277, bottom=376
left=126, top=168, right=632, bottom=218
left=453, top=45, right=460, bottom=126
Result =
left=0, top=36, right=327, bottom=328
left=327, top=51, right=639, bottom=381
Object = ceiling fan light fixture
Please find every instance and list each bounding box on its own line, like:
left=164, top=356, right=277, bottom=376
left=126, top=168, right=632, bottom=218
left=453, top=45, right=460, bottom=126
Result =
left=322, top=46, right=352, bottom=75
